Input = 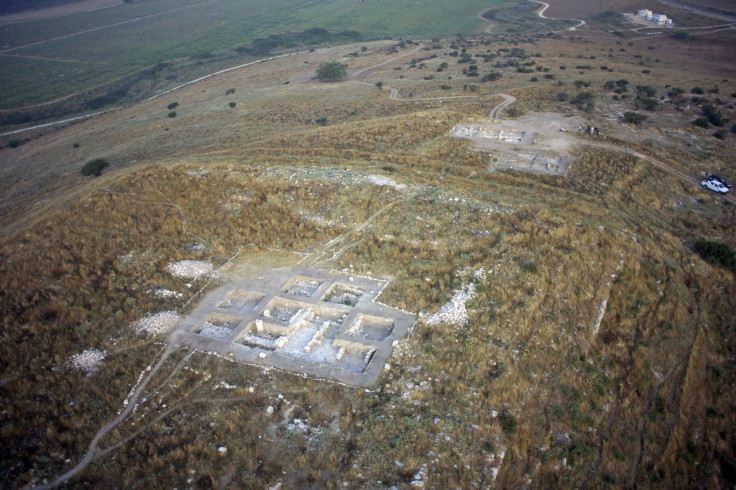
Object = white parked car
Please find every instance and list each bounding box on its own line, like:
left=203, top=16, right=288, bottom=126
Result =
left=701, top=178, right=729, bottom=194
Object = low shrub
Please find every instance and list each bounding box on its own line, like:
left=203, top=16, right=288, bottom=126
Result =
left=623, top=112, right=647, bottom=124
left=693, top=240, right=735, bottom=271
left=80, top=158, right=110, bottom=177
left=500, top=410, right=518, bottom=434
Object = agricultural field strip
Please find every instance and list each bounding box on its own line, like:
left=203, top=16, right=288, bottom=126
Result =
left=0, top=106, right=121, bottom=137
left=0, top=51, right=305, bottom=137
left=0, top=0, right=222, bottom=54
left=657, top=0, right=736, bottom=22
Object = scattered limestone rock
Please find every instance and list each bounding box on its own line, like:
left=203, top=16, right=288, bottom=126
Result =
left=167, top=260, right=213, bottom=279
left=198, top=322, right=232, bottom=339
left=366, top=174, right=407, bottom=190
left=424, top=284, right=476, bottom=327
left=137, top=311, right=180, bottom=335
left=153, top=288, right=183, bottom=299
left=69, top=349, right=105, bottom=372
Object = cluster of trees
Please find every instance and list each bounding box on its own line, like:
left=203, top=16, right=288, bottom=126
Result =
left=315, top=61, right=347, bottom=81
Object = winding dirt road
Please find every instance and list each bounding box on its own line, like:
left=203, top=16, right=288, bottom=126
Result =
left=37, top=346, right=175, bottom=489
left=528, top=0, right=587, bottom=31
left=487, top=93, right=516, bottom=119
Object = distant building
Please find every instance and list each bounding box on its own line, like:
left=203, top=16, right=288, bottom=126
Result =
left=636, top=8, right=673, bottom=25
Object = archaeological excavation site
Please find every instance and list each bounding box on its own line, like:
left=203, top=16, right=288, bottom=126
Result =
left=172, top=267, right=415, bottom=385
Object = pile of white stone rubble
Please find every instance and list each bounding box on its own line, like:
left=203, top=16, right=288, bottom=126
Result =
left=137, top=311, right=180, bottom=334
left=198, top=322, right=232, bottom=339
left=424, top=284, right=476, bottom=327
left=167, top=260, right=213, bottom=279
left=69, top=349, right=105, bottom=372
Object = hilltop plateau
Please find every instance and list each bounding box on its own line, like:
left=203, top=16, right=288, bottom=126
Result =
left=0, top=0, right=735, bottom=488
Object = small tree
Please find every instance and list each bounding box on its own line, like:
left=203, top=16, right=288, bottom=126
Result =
left=375, top=81, right=384, bottom=90
left=80, top=158, right=109, bottom=177
left=167, top=101, right=179, bottom=110
left=315, top=61, right=348, bottom=81
left=229, top=102, right=236, bottom=108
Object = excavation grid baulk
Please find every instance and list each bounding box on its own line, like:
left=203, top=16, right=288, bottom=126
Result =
left=171, top=267, right=415, bottom=386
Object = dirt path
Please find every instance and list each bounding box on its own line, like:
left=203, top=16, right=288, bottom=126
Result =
left=0, top=106, right=121, bottom=137
left=300, top=199, right=400, bottom=266
left=579, top=140, right=736, bottom=204
left=527, top=0, right=587, bottom=31
left=37, top=345, right=175, bottom=489
left=488, top=93, right=516, bottom=119
left=348, top=45, right=424, bottom=81
left=0, top=51, right=304, bottom=137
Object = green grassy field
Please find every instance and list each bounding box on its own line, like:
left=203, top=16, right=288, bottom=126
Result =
left=0, top=0, right=520, bottom=108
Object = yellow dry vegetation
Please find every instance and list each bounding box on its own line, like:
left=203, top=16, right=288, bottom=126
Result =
left=0, top=32, right=734, bottom=489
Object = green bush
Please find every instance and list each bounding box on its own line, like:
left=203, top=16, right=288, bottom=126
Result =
left=315, top=61, right=347, bottom=81
left=521, top=262, right=538, bottom=273
left=571, top=91, right=595, bottom=112
left=500, top=410, right=518, bottom=434
left=80, top=158, right=110, bottom=177
left=623, top=112, right=647, bottom=124
left=703, top=104, right=727, bottom=126
left=693, top=240, right=735, bottom=271
left=637, top=97, right=659, bottom=111
left=167, top=102, right=179, bottom=110
left=6, top=139, right=21, bottom=148
left=168, top=111, right=177, bottom=118
left=693, top=117, right=710, bottom=128
left=480, top=71, right=502, bottom=82
left=229, top=102, right=236, bottom=108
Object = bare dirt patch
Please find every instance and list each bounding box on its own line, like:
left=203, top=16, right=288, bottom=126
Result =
left=450, top=111, right=582, bottom=176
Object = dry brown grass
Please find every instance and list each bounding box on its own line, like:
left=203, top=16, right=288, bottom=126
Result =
left=1, top=29, right=735, bottom=490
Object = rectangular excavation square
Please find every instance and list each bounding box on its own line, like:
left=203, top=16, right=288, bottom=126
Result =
left=333, top=340, right=376, bottom=374
left=451, top=124, right=525, bottom=144
left=495, top=151, right=572, bottom=176
left=346, top=314, right=395, bottom=342
left=173, top=266, right=416, bottom=385
left=260, top=297, right=313, bottom=324
left=281, top=275, right=323, bottom=298
left=195, top=313, right=242, bottom=340
left=236, top=320, right=288, bottom=351
left=217, top=289, right=265, bottom=313
left=323, top=283, right=365, bottom=306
